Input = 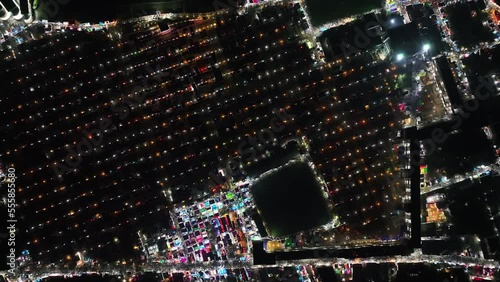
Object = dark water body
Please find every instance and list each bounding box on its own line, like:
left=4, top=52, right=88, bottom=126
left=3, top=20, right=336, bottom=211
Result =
left=251, top=161, right=330, bottom=237
left=34, top=0, right=218, bottom=22
left=305, top=0, right=382, bottom=27
left=34, top=0, right=382, bottom=24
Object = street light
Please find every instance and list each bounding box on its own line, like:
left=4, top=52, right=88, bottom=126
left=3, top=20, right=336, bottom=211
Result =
left=396, top=53, right=405, bottom=61
left=423, top=44, right=431, bottom=53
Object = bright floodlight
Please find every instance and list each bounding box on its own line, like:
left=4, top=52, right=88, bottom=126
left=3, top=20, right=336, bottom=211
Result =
left=423, top=44, right=431, bottom=52
left=390, top=19, right=395, bottom=24
left=396, top=53, right=404, bottom=61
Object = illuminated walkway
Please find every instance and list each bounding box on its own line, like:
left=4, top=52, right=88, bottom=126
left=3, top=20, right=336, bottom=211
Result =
left=26, top=250, right=500, bottom=278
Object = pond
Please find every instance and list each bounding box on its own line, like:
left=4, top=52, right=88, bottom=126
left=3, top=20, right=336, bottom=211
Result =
left=251, top=161, right=330, bottom=237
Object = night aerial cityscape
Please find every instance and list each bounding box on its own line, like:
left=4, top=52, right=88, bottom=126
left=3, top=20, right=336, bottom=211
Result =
left=3, top=0, right=500, bottom=280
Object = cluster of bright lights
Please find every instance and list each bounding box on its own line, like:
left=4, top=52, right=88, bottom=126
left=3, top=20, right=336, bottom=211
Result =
left=2, top=3, right=345, bottom=258
left=156, top=183, right=256, bottom=264
left=0, top=2, right=408, bottom=259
